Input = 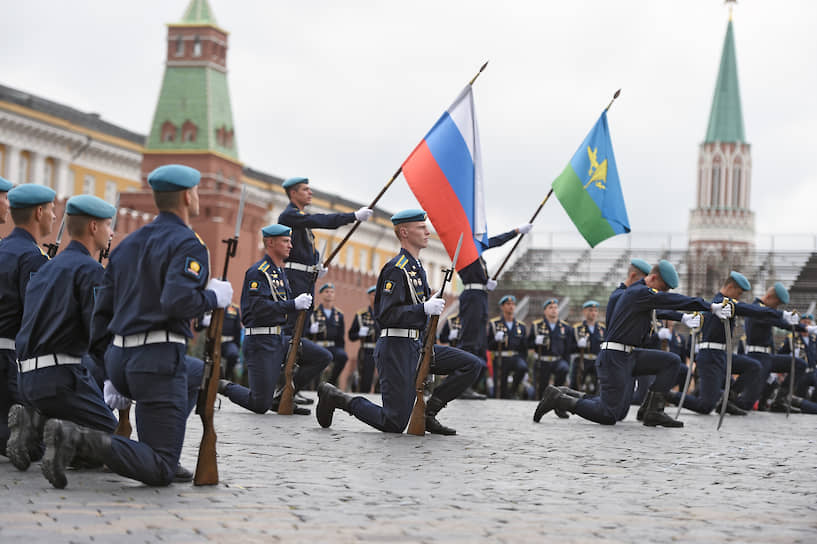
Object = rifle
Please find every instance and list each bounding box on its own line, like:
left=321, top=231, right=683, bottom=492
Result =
left=194, top=184, right=246, bottom=485
left=407, top=233, right=463, bottom=436
left=99, top=193, right=120, bottom=263
left=45, top=208, right=67, bottom=258
left=493, top=326, right=505, bottom=399
left=278, top=239, right=328, bottom=415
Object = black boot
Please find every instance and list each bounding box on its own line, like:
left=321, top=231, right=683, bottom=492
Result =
left=641, top=392, right=684, bottom=428
left=294, top=392, right=314, bottom=405
left=316, top=383, right=353, bottom=428
left=533, top=385, right=579, bottom=423
left=425, top=396, right=456, bottom=435
left=174, top=464, right=194, bottom=483
left=218, top=379, right=230, bottom=394
left=554, top=386, right=585, bottom=418
left=270, top=393, right=311, bottom=415
left=7, top=404, right=45, bottom=471
left=458, top=387, right=487, bottom=400
left=41, top=419, right=111, bottom=489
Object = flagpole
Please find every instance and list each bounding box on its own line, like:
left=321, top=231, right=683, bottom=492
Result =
left=605, top=89, right=621, bottom=112
left=491, top=189, right=553, bottom=281
left=323, top=61, right=491, bottom=268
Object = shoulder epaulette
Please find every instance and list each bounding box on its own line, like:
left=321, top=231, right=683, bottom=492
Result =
left=395, top=255, right=409, bottom=270
left=532, top=318, right=543, bottom=325
left=258, top=261, right=270, bottom=272
left=194, top=232, right=206, bottom=246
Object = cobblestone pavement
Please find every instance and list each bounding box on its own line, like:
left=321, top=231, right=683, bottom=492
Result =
left=2, top=394, right=816, bottom=543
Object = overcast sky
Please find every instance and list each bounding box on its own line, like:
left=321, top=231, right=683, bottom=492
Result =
left=2, top=1, right=816, bottom=257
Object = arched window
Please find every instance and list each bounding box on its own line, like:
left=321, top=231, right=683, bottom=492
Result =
left=161, top=121, right=177, bottom=143
left=193, top=36, right=202, bottom=57
left=175, top=35, right=184, bottom=57
left=732, top=163, right=741, bottom=208
left=182, top=120, right=197, bottom=142
left=710, top=160, right=721, bottom=208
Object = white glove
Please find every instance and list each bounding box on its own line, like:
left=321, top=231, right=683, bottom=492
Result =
left=807, top=325, right=817, bottom=335
left=711, top=302, right=732, bottom=320
left=517, top=223, right=532, bottom=235
left=201, top=312, right=212, bottom=327
left=577, top=336, right=588, bottom=349
left=794, top=348, right=801, bottom=358
left=358, top=326, right=370, bottom=338
left=486, top=279, right=497, bottom=291
left=104, top=380, right=131, bottom=410
left=681, top=313, right=701, bottom=329
left=535, top=334, right=545, bottom=346
left=294, top=293, right=313, bottom=310
left=494, top=331, right=505, bottom=342
left=354, top=207, right=373, bottom=222
left=448, top=328, right=458, bottom=341
left=309, top=321, right=320, bottom=334
left=423, top=296, right=445, bottom=316
left=783, top=311, right=799, bottom=325
left=207, top=278, right=233, bottom=309
left=317, top=264, right=329, bottom=279
left=658, top=327, right=672, bottom=341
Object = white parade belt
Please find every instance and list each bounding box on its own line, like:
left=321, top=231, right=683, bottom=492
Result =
left=314, top=340, right=333, bottom=347
left=538, top=355, right=560, bottom=362
left=19, top=353, right=82, bottom=373
left=699, top=342, right=726, bottom=351
left=600, top=341, right=634, bottom=353
left=497, top=350, right=517, bottom=357
left=285, top=262, right=318, bottom=273
left=746, top=345, right=771, bottom=354
left=0, top=338, right=14, bottom=350
left=381, top=328, right=420, bottom=339
left=113, top=331, right=186, bottom=348
left=462, top=283, right=487, bottom=291
left=221, top=335, right=235, bottom=343
left=245, top=326, right=282, bottom=336
left=361, top=342, right=376, bottom=349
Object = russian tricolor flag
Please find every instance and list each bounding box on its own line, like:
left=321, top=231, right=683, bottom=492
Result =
left=402, top=85, right=487, bottom=270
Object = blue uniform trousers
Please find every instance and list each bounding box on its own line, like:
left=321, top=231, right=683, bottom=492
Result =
left=348, top=341, right=481, bottom=433
left=796, top=370, right=816, bottom=398
left=575, top=348, right=681, bottom=425
left=327, top=346, right=349, bottom=385
left=535, top=358, right=569, bottom=398
left=357, top=348, right=376, bottom=393
left=0, top=350, right=22, bottom=456
left=668, top=350, right=760, bottom=413
left=103, top=343, right=203, bottom=487
left=626, top=349, right=684, bottom=406
left=742, top=353, right=807, bottom=407
left=224, top=334, right=331, bottom=414
left=221, top=342, right=240, bottom=380
left=458, top=290, right=488, bottom=360
left=283, top=269, right=314, bottom=334
left=500, top=355, right=528, bottom=399
left=19, top=365, right=117, bottom=432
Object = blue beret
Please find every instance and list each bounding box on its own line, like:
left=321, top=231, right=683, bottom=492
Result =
left=729, top=271, right=751, bottom=291
left=319, top=283, right=335, bottom=293
left=543, top=298, right=559, bottom=308
left=803, top=313, right=814, bottom=321
left=366, top=285, right=376, bottom=294
left=261, top=224, right=291, bottom=237
left=391, top=209, right=427, bottom=225
left=630, top=258, right=651, bottom=275
left=8, top=184, right=56, bottom=208
left=583, top=300, right=599, bottom=309
left=66, top=195, right=116, bottom=219
left=499, top=295, right=516, bottom=306
left=774, top=282, right=790, bottom=304
left=147, top=164, right=200, bottom=192
left=657, top=259, right=679, bottom=289
left=282, top=177, right=308, bottom=189
left=0, top=176, right=12, bottom=192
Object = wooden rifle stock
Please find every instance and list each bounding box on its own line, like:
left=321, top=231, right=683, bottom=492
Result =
left=114, top=407, right=132, bottom=439
left=406, top=314, right=440, bottom=436
left=194, top=307, right=225, bottom=485
left=278, top=309, right=307, bottom=415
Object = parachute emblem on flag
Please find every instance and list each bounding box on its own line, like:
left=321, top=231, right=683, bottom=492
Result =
left=584, top=146, right=608, bottom=191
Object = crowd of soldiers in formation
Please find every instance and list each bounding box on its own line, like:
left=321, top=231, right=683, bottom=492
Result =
left=1, top=169, right=815, bottom=492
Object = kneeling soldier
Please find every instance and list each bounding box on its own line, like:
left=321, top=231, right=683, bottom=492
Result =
left=315, top=209, right=482, bottom=435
